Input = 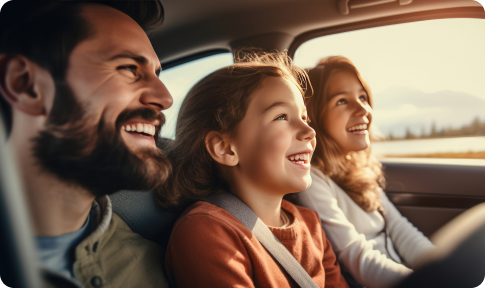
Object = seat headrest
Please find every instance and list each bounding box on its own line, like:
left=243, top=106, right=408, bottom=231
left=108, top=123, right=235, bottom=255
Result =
left=109, top=190, right=180, bottom=247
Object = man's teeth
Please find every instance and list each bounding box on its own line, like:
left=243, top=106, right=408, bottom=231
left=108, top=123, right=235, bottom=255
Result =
left=121, top=123, right=156, bottom=136
left=288, top=153, right=310, bottom=163
left=348, top=123, right=368, bottom=132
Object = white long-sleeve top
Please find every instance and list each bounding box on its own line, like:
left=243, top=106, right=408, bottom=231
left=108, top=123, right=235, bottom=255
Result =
left=295, top=167, right=435, bottom=288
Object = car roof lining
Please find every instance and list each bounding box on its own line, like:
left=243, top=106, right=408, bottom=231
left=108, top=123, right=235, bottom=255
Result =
left=153, top=0, right=483, bottom=67
left=161, top=49, right=230, bottom=70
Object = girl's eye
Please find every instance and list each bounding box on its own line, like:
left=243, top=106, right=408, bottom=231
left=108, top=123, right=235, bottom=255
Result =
left=274, top=114, right=287, bottom=121
left=359, top=95, right=368, bottom=102
left=336, top=99, right=346, bottom=105
left=302, top=117, right=311, bottom=124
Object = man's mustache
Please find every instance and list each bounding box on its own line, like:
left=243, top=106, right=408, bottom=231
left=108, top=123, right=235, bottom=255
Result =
left=116, top=108, right=166, bottom=137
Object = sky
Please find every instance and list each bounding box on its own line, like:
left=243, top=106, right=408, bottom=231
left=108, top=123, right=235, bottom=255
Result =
left=159, top=18, right=485, bottom=139
left=293, top=18, right=485, bottom=99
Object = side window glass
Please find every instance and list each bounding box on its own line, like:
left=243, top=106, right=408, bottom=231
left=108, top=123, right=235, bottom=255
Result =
left=159, top=53, right=234, bottom=139
left=294, top=18, right=485, bottom=159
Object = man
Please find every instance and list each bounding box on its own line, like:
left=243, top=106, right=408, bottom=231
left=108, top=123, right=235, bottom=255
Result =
left=0, top=0, right=173, bottom=287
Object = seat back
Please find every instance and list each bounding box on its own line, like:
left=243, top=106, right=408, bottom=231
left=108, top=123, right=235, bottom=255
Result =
left=0, top=117, right=42, bottom=288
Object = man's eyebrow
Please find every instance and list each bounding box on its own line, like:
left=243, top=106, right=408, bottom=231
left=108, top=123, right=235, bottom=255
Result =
left=263, top=101, right=288, bottom=113
left=109, top=53, right=148, bottom=64
left=109, top=52, right=163, bottom=74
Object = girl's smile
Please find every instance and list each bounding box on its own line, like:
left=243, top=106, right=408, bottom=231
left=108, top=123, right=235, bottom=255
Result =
left=230, top=76, right=316, bottom=195
left=324, top=70, right=372, bottom=154
left=286, top=151, right=312, bottom=169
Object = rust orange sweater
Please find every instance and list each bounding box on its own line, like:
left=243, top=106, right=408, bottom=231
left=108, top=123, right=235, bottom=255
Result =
left=165, top=200, right=349, bottom=288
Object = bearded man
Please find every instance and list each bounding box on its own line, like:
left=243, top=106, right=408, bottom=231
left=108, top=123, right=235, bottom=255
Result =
left=0, top=0, right=173, bottom=287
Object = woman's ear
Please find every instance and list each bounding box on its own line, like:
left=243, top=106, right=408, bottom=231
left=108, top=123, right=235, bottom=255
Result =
left=0, top=54, right=50, bottom=116
left=205, top=131, right=239, bottom=167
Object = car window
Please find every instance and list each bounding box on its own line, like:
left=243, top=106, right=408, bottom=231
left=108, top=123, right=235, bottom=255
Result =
left=293, top=18, right=485, bottom=159
left=159, top=53, right=234, bottom=139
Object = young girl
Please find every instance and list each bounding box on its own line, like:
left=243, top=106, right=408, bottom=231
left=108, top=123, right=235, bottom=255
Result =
left=158, top=52, right=349, bottom=288
left=295, top=56, right=435, bottom=288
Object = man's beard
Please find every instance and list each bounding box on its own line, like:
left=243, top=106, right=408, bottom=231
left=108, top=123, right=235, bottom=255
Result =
left=32, top=81, right=171, bottom=196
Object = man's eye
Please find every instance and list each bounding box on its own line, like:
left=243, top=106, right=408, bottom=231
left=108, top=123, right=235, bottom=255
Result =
left=274, top=114, right=287, bottom=121
left=118, top=65, right=138, bottom=76
left=337, top=99, right=346, bottom=105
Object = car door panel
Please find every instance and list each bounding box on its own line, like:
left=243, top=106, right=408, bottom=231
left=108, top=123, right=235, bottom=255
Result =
left=382, top=158, right=485, bottom=238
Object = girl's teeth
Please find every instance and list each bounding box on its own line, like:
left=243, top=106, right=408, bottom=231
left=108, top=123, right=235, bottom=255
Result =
left=288, top=153, right=311, bottom=163
left=348, top=124, right=369, bottom=132
left=131, top=124, right=136, bottom=131
left=126, top=125, right=131, bottom=132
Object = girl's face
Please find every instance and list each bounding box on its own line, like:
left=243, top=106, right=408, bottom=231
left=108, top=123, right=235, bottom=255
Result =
left=232, top=77, right=316, bottom=195
left=324, top=70, right=372, bottom=154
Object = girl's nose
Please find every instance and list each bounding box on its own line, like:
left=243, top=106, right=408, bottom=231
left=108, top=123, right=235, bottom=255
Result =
left=298, top=122, right=316, bottom=142
left=355, top=100, right=371, bottom=117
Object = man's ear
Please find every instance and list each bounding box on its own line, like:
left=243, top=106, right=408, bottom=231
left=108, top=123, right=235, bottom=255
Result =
left=0, top=54, right=49, bottom=116
left=205, top=131, right=239, bottom=167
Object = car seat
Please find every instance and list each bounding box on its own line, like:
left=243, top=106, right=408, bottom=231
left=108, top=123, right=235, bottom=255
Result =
left=0, top=117, right=42, bottom=288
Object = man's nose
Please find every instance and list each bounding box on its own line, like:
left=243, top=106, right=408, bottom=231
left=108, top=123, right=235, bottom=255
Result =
left=139, top=77, right=173, bottom=111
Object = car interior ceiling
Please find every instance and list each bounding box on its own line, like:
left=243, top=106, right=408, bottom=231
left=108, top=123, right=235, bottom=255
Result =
left=0, top=0, right=484, bottom=287
left=153, top=0, right=482, bottom=65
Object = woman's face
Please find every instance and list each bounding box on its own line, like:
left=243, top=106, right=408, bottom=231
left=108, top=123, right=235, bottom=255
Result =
left=323, top=70, right=372, bottom=154
left=232, top=77, right=316, bottom=195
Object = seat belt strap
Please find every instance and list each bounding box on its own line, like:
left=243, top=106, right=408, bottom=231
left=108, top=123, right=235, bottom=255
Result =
left=203, top=192, right=320, bottom=288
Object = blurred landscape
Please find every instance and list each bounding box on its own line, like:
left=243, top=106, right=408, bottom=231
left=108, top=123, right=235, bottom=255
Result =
left=372, top=86, right=485, bottom=140
left=371, top=86, right=485, bottom=159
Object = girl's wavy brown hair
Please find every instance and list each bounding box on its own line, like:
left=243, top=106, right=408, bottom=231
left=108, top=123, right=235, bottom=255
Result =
left=157, top=51, right=309, bottom=210
left=306, top=56, right=385, bottom=212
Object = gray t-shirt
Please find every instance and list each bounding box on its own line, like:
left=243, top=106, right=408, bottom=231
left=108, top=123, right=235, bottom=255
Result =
left=36, top=215, right=91, bottom=279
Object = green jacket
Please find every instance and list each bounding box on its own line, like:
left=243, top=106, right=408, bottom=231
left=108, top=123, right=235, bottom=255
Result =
left=43, top=196, right=168, bottom=288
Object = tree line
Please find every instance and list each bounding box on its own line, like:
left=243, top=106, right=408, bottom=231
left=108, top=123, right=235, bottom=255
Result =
left=387, top=116, right=485, bottom=140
